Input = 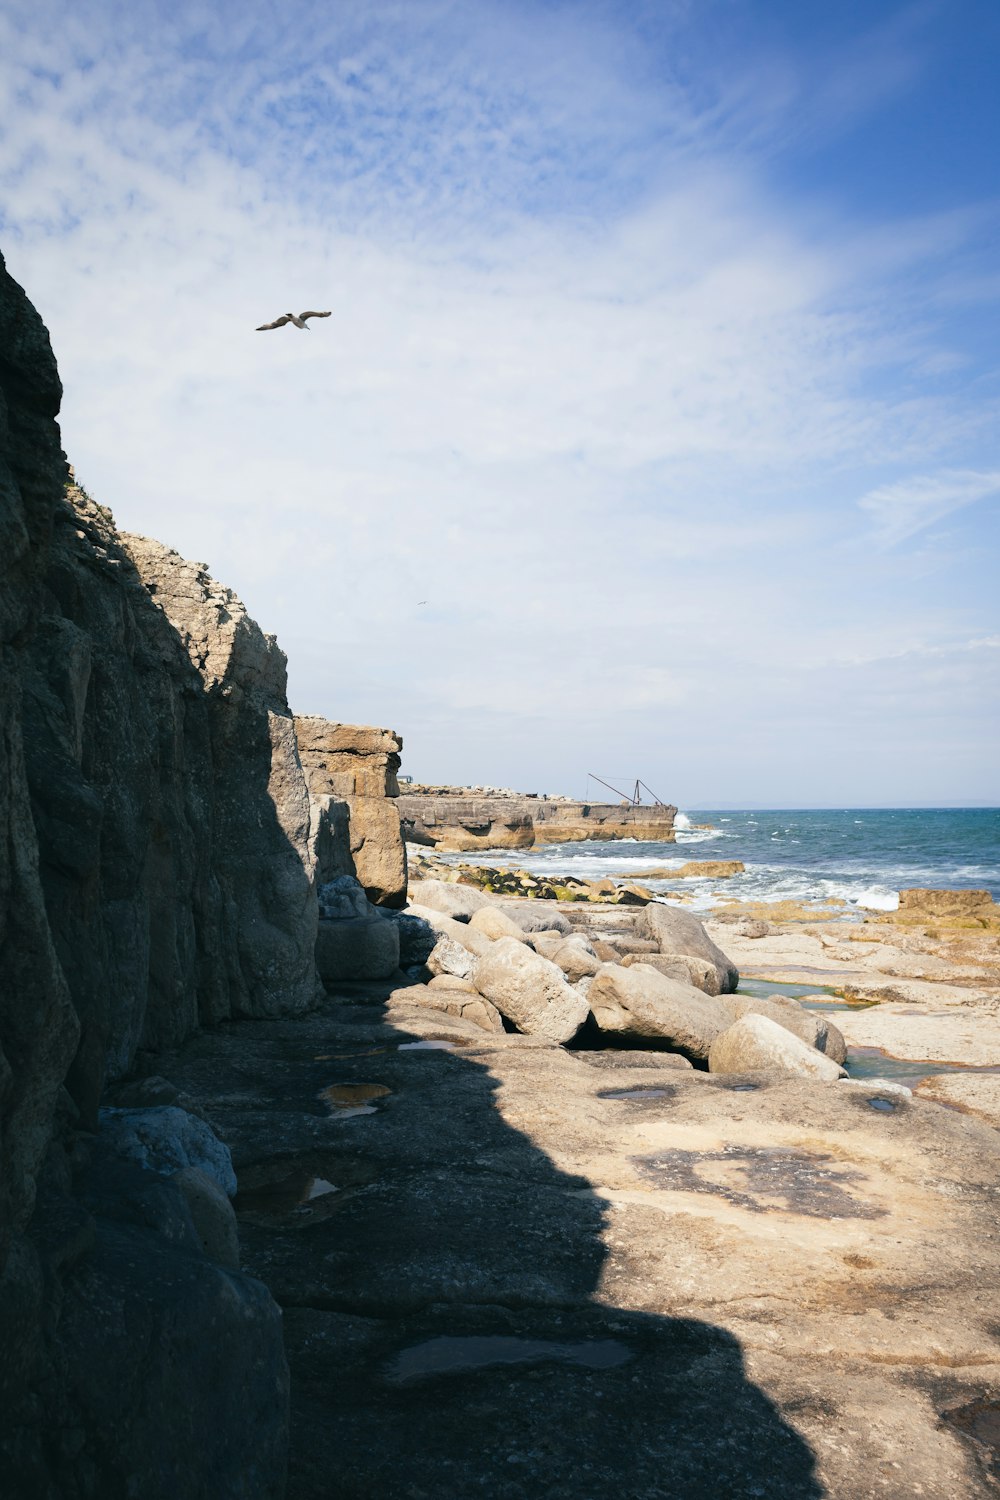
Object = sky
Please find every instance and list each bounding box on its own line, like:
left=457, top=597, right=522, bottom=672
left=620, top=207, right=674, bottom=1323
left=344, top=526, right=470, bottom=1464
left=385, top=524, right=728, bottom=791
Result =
left=1, top=0, right=998, bottom=807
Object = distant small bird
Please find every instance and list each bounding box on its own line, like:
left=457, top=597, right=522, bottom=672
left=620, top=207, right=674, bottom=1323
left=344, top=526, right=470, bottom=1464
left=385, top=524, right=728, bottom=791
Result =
left=256, top=310, right=332, bottom=331
left=417, top=600, right=428, bottom=605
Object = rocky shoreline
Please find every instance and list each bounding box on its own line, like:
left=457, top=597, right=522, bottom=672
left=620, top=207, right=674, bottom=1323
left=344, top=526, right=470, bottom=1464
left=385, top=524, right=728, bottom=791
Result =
left=4, top=247, right=1000, bottom=1498
left=153, top=870, right=1000, bottom=1498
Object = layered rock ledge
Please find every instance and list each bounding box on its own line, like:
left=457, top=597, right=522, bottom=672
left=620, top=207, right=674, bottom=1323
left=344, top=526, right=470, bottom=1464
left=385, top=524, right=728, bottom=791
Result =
left=398, top=789, right=677, bottom=851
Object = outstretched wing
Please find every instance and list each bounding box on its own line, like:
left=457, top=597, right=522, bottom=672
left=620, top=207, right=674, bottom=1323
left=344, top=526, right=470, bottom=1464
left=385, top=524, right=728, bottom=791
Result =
left=256, top=315, right=291, bottom=330
left=298, top=310, right=331, bottom=321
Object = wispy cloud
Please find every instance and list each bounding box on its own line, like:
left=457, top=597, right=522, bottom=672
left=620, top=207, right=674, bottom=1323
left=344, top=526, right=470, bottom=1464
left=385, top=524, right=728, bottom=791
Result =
left=1, top=0, right=998, bottom=802
left=858, top=468, right=1000, bottom=546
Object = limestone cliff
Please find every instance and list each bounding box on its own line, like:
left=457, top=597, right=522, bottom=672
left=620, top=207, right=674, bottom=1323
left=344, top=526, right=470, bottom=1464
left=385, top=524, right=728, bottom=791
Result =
left=0, top=250, right=328, bottom=1496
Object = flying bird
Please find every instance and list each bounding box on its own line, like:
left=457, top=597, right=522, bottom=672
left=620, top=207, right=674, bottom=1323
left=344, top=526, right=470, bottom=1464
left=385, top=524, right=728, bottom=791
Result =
left=256, top=310, right=331, bottom=331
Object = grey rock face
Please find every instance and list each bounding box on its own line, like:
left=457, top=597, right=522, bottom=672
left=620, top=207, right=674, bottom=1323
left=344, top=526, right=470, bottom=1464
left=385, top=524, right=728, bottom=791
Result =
left=637, top=902, right=740, bottom=993
left=0, top=251, right=301, bottom=1497
left=0, top=251, right=82, bottom=1276
left=472, top=938, right=590, bottom=1044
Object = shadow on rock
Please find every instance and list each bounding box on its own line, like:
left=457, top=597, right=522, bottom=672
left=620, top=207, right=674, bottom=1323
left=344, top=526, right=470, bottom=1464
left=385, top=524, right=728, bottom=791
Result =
left=158, top=997, right=824, bottom=1499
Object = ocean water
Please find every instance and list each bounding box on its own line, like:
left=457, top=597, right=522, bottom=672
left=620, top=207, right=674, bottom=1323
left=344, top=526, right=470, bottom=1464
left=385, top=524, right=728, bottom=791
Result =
left=430, top=808, right=1000, bottom=915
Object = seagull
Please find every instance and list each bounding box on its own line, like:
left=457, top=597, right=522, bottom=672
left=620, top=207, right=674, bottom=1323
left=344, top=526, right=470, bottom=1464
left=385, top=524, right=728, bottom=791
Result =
left=256, top=310, right=332, bottom=331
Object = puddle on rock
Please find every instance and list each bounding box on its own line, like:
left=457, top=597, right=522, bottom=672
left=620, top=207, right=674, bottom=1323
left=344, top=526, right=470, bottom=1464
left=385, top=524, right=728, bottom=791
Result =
left=736, top=978, right=873, bottom=1012
left=234, top=1152, right=376, bottom=1224
left=304, top=1177, right=339, bottom=1198
left=235, top=1172, right=341, bottom=1219
left=599, top=1087, right=675, bottom=1103
left=846, top=1047, right=1000, bottom=1089
left=387, top=1335, right=634, bottom=1384
left=320, top=1082, right=391, bottom=1117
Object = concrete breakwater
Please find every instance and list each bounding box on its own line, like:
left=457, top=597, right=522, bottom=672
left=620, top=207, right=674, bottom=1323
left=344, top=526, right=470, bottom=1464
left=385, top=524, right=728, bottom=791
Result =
left=398, top=789, right=677, bottom=851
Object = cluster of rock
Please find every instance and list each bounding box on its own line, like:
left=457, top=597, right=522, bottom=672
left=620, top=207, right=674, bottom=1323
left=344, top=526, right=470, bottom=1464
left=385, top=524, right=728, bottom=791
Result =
left=410, top=859, right=659, bottom=905
left=398, top=788, right=677, bottom=851
left=405, top=854, right=749, bottom=907
left=0, top=251, right=406, bottom=1497
left=386, top=879, right=848, bottom=1082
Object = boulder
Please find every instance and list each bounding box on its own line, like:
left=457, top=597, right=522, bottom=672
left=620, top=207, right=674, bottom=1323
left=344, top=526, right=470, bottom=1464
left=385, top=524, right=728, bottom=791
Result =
left=708, top=1014, right=847, bottom=1081
left=615, top=884, right=654, bottom=905
left=315, top=914, right=400, bottom=982
left=527, top=932, right=564, bottom=961
left=606, top=936, right=661, bottom=956
left=637, top=903, right=739, bottom=993
left=387, top=984, right=505, bottom=1034
left=405, top=904, right=493, bottom=958
left=408, top=879, right=494, bottom=921
left=472, top=939, right=589, bottom=1044
left=170, top=1166, right=241, bottom=1270
left=426, top=938, right=476, bottom=982
left=621, top=951, right=720, bottom=995
left=469, top=906, right=532, bottom=942
left=720, top=995, right=848, bottom=1065
left=110, top=1075, right=180, bottom=1108
left=548, top=939, right=602, bottom=983
left=384, top=910, right=438, bottom=967
left=427, top=974, right=479, bottom=994
left=318, top=874, right=372, bottom=920
left=497, top=904, right=572, bottom=935
left=97, top=1106, right=238, bottom=1197
left=587, top=964, right=732, bottom=1058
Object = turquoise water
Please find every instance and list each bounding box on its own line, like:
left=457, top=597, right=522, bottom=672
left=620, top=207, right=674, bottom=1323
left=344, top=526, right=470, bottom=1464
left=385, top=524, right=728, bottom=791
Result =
left=434, top=807, right=1000, bottom=914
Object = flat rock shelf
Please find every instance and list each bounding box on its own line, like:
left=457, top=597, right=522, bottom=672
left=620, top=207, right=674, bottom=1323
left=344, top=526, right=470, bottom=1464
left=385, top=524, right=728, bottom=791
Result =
left=155, top=964, right=1000, bottom=1500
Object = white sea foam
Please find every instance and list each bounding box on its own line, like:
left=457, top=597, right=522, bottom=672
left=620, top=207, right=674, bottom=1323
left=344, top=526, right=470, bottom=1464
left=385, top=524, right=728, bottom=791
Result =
left=674, top=813, right=692, bottom=830
left=852, top=888, right=899, bottom=911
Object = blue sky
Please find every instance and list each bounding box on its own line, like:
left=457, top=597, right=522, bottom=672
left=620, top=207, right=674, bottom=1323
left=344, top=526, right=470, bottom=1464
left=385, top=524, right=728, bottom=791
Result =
left=1, top=0, right=998, bottom=805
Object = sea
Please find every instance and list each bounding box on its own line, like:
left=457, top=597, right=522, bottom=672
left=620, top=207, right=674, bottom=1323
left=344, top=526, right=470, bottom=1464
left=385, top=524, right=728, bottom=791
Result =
left=431, top=808, right=1000, bottom=917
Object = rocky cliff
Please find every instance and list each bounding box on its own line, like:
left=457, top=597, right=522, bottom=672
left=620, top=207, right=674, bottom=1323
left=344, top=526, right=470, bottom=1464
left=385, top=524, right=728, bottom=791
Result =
left=0, top=250, right=354, bottom=1496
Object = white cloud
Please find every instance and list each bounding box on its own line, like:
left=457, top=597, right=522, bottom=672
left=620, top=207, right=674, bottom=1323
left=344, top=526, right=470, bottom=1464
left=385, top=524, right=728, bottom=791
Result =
left=858, top=469, right=1000, bottom=547
left=1, top=0, right=998, bottom=803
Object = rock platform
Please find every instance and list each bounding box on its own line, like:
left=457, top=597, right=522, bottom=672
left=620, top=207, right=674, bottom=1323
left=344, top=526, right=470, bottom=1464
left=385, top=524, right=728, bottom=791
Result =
left=150, top=891, right=1000, bottom=1499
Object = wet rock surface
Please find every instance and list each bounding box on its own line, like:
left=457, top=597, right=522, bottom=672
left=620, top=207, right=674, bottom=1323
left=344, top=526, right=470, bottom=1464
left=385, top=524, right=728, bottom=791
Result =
left=154, top=982, right=1000, bottom=1500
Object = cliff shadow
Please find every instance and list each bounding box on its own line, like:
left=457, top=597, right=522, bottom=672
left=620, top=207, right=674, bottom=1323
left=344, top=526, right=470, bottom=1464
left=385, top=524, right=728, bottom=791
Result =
left=159, top=993, right=825, bottom=1500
